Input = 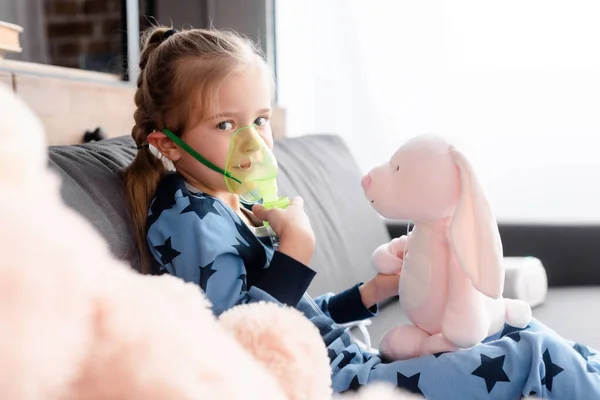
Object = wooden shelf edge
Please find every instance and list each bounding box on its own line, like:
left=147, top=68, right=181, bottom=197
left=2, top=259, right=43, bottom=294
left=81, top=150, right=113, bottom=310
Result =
left=0, top=60, right=130, bottom=86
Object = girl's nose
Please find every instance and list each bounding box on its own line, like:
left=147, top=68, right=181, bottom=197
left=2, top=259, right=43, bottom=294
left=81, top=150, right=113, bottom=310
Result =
left=361, top=174, right=372, bottom=191
left=241, top=128, right=262, bottom=153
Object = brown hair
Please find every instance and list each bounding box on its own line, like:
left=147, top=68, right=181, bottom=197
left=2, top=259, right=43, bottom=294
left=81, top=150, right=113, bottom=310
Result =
left=121, top=26, right=270, bottom=273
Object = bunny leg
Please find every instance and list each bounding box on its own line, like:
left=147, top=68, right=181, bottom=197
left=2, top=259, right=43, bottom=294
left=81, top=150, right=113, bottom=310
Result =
left=418, top=333, right=458, bottom=357
left=379, top=324, right=431, bottom=361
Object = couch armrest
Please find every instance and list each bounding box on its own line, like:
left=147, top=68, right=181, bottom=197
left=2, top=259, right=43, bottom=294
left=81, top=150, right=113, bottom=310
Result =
left=385, top=220, right=600, bottom=287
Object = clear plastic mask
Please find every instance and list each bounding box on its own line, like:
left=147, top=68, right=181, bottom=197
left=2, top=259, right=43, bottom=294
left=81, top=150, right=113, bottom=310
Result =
left=224, top=124, right=288, bottom=208
left=162, top=125, right=289, bottom=209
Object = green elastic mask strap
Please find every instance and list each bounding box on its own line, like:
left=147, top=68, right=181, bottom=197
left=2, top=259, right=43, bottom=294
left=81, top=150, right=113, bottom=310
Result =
left=162, top=128, right=242, bottom=184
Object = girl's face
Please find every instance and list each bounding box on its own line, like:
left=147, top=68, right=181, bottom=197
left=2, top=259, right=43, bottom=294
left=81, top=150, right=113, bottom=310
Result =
left=158, top=66, right=274, bottom=196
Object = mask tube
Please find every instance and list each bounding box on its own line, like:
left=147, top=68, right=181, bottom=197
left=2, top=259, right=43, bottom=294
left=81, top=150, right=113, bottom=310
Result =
left=162, top=128, right=241, bottom=184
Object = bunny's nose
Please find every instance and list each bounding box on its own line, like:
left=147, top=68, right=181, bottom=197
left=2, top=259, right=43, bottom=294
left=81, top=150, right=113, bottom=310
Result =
left=361, top=174, right=372, bottom=191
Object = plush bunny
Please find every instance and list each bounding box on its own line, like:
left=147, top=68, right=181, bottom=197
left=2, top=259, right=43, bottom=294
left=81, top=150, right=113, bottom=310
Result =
left=362, top=135, right=532, bottom=361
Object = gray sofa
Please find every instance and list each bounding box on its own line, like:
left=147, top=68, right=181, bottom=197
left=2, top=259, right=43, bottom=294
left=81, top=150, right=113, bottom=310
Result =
left=48, top=134, right=600, bottom=350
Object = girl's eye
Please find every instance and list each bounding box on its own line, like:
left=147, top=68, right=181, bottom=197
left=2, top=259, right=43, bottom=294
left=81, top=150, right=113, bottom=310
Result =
left=216, top=121, right=234, bottom=131
left=254, top=117, right=269, bottom=127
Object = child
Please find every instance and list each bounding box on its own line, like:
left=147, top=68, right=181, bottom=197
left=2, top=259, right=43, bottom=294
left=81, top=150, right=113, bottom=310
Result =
left=122, top=26, right=600, bottom=399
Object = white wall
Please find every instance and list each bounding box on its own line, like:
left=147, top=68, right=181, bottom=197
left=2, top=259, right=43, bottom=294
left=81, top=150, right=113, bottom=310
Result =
left=275, top=0, right=600, bottom=224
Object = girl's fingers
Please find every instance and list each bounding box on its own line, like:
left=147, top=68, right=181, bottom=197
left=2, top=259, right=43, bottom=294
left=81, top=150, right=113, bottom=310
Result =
left=251, top=204, right=269, bottom=221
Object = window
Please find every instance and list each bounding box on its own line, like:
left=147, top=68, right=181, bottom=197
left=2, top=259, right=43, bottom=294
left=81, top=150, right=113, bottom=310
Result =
left=0, top=0, right=150, bottom=82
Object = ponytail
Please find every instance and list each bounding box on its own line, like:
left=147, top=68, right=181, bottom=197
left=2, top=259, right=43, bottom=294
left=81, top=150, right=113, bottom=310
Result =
left=122, top=141, right=168, bottom=274
left=121, top=26, right=173, bottom=273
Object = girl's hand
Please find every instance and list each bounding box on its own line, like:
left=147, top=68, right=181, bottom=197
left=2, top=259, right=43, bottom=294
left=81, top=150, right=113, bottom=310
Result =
left=359, top=273, right=401, bottom=309
left=252, top=197, right=315, bottom=265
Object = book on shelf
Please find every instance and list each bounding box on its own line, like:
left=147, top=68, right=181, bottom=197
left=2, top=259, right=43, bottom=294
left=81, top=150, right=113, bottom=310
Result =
left=0, top=21, right=23, bottom=59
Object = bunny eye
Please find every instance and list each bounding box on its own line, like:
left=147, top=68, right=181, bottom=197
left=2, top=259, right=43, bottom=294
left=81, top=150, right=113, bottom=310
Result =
left=396, top=165, right=400, bottom=172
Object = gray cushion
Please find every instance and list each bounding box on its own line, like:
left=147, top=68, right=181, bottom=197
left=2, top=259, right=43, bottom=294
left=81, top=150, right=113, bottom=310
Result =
left=47, top=134, right=390, bottom=295
left=532, top=287, right=600, bottom=349
left=47, top=135, right=600, bottom=352
left=273, top=134, right=390, bottom=295
left=48, top=138, right=140, bottom=271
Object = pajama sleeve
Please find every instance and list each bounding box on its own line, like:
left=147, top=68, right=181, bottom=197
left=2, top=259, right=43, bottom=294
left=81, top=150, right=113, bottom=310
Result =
left=313, top=284, right=378, bottom=324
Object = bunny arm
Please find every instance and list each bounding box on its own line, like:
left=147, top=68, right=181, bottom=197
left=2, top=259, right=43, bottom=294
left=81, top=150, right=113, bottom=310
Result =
left=372, top=235, right=408, bottom=275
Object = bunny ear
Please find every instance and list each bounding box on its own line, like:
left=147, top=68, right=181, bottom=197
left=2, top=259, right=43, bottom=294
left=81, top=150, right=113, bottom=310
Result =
left=448, top=146, right=504, bottom=299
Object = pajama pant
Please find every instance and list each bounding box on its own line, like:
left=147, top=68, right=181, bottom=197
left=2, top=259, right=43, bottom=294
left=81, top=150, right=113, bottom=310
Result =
left=328, top=319, right=600, bottom=399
